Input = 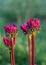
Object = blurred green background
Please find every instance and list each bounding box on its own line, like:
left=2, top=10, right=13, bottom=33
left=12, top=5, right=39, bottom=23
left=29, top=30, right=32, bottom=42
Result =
left=0, top=0, right=46, bottom=65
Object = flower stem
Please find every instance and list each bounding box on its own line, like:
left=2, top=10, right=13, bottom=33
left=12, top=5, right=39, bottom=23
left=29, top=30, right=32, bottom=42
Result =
left=11, top=38, right=15, bottom=65
left=28, top=34, right=32, bottom=65
left=31, top=32, right=36, bottom=65
left=10, top=50, right=13, bottom=65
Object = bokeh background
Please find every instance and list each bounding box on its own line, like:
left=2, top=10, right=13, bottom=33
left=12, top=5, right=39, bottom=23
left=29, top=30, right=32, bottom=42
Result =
left=0, top=0, right=46, bottom=65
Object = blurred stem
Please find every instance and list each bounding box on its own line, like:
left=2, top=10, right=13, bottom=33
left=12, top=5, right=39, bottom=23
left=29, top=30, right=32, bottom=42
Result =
left=10, top=50, right=13, bottom=65
left=28, top=34, right=32, bottom=65
left=31, top=32, right=36, bottom=65
left=11, top=38, right=15, bottom=65
left=28, top=32, right=36, bottom=65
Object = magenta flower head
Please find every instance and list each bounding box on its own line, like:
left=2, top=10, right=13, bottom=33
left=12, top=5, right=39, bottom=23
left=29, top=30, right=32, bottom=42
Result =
left=27, top=18, right=35, bottom=27
left=4, top=24, right=17, bottom=38
left=3, top=36, right=11, bottom=46
left=27, top=18, right=40, bottom=32
left=27, top=18, right=40, bottom=27
left=20, top=23, right=27, bottom=34
left=3, top=36, right=16, bottom=46
left=4, top=24, right=17, bottom=33
left=20, top=18, right=40, bottom=34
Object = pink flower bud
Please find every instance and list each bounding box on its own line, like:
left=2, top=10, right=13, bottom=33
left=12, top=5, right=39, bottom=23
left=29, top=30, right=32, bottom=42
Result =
left=20, top=24, right=27, bottom=33
left=3, top=36, right=16, bottom=46
left=27, top=18, right=40, bottom=27
left=3, top=36, right=11, bottom=46
left=4, top=24, right=17, bottom=33
left=20, top=18, right=40, bottom=33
